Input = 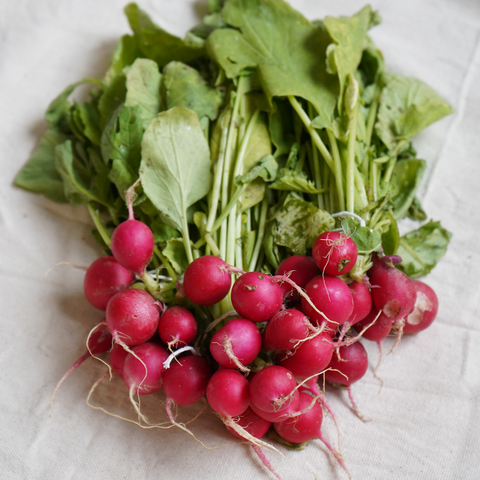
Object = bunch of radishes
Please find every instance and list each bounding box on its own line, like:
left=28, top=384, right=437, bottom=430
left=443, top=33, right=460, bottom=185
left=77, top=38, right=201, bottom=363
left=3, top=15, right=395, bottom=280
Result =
left=54, top=202, right=438, bottom=479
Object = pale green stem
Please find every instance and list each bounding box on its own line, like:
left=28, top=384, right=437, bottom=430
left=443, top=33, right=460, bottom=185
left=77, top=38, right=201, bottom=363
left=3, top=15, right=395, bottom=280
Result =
left=181, top=214, right=194, bottom=264
left=87, top=202, right=111, bottom=248
left=204, top=234, right=221, bottom=257
left=326, top=130, right=345, bottom=212
left=307, top=104, right=324, bottom=209
left=346, top=103, right=359, bottom=213
left=288, top=96, right=334, bottom=171
left=354, top=168, right=368, bottom=209
left=235, top=213, right=243, bottom=271
left=153, top=246, right=177, bottom=281
left=248, top=196, right=268, bottom=272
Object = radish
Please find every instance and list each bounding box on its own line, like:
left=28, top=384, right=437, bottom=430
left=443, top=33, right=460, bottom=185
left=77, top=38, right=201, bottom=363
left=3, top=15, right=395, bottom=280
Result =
left=354, top=306, right=393, bottom=342
left=273, top=391, right=350, bottom=476
left=158, top=306, right=197, bottom=349
left=312, top=231, right=358, bottom=276
left=106, top=289, right=160, bottom=346
left=249, top=365, right=298, bottom=414
left=163, top=355, right=211, bottom=405
left=110, top=184, right=155, bottom=276
left=183, top=255, right=232, bottom=306
left=278, top=333, right=334, bottom=378
left=122, top=342, right=169, bottom=395
left=226, top=406, right=271, bottom=439
left=231, top=272, right=283, bottom=322
left=210, top=318, right=262, bottom=371
left=325, top=341, right=369, bottom=421
left=110, top=343, right=130, bottom=377
left=50, top=323, right=112, bottom=409
left=206, top=369, right=250, bottom=417
left=368, top=254, right=416, bottom=321
left=84, top=256, right=134, bottom=310
left=263, top=309, right=314, bottom=351
left=250, top=393, right=300, bottom=423
left=301, top=275, right=354, bottom=329
left=275, top=256, right=318, bottom=301
left=347, top=281, right=373, bottom=326
left=404, top=280, right=439, bottom=334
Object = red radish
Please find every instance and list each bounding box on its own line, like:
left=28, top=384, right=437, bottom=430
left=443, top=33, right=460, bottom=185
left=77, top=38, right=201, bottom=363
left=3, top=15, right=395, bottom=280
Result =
left=210, top=318, right=262, bottom=370
left=106, top=289, right=160, bottom=346
left=206, top=369, right=250, bottom=417
left=301, top=275, right=354, bottom=328
left=347, top=281, right=373, bottom=326
left=123, top=342, right=169, bottom=395
left=158, top=306, right=197, bottom=349
left=404, top=280, right=439, bottom=334
left=273, top=391, right=350, bottom=476
left=275, top=256, right=318, bottom=301
left=368, top=254, right=416, bottom=321
left=249, top=366, right=297, bottom=414
left=250, top=393, right=300, bottom=423
left=84, top=256, right=134, bottom=310
left=312, top=231, right=358, bottom=276
left=231, top=272, right=283, bottom=322
left=263, top=309, right=313, bottom=351
left=183, top=255, right=232, bottom=306
left=354, top=306, right=393, bottom=342
left=279, top=333, right=334, bottom=378
left=110, top=342, right=129, bottom=377
left=226, top=406, right=271, bottom=439
left=50, top=323, right=112, bottom=408
left=325, top=342, right=368, bottom=386
left=163, top=355, right=211, bottom=405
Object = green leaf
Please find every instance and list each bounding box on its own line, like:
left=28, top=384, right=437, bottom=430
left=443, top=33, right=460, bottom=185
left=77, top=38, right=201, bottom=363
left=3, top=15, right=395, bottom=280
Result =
left=54, top=141, right=90, bottom=205
left=98, top=74, right=127, bottom=129
left=376, top=72, right=454, bottom=150
left=207, top=0, right=338, bottom=120
left=324, top=5, right=378, bottom=109
left=150, top=218, right=181, bottom=243
left=15, top=129, right=68, bottom=203
left=236, top=154, right=277, bottom=185
left=124, top=58, right=162, bottom=130
left=407, top=196, right=427, bottom=221
left=140, top=107, right=212, bottom=232
left=341, top=217, right=382, bottom=254
left=104, top=35, right=142, bottom=84
left=273, top=194, right=334, bottom=255
left=76, top=101, right=102, bottom=146
left=390, top=159, right=426, bottom=220
left=397, top=221, right=452, bottom=278
left=270, top=168, right=322, bottom=194
left=269, top=99, right=295, bottom=156
left=124, top=3, right=204, bottom=68
left=163, top=238, right=189, bottom=274
left=380, top=211, right=400, bottom=256
left=163, top=61, right=223, bottom=121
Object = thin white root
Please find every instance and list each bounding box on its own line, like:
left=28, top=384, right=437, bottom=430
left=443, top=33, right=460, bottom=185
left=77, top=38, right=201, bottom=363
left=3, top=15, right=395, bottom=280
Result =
left=223, top=337, right=250, bottom=373
left=163, top=346, right=197, bottom=370
left=347, top=386, right=371, bottom=423
left=44, top=262, right=88, bottom=277
left=86, top=322, right=113, bottom=379
left=223, top=416, right=284, bottom=456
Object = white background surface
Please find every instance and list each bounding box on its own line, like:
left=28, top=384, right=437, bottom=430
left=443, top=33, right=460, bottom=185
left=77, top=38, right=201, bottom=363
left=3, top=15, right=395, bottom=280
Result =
left=1, top=0, right=480, bottom=479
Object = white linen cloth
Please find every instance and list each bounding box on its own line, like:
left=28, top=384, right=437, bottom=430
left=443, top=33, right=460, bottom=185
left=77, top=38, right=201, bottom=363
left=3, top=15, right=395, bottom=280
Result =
left=1, top=0, right=479, bottom=478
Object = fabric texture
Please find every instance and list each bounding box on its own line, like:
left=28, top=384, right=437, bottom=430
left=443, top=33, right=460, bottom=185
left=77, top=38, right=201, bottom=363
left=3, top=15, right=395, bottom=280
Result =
left=1, top=0, right=479, bottom=479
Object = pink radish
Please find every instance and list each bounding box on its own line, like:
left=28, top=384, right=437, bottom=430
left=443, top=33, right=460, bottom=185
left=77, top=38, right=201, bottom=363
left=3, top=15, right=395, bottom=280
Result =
left=163, top=355, right=211, bottom=405
left=275, top=256, right=318, bottom=301
left=404, top=280, right=439, bottom=334
left=312, top=231, right=358, bottom=276
left=263, top=309, right=313, bottom=351
left=158, top=306, right=197, bottom=349
left=278, top=333, right=334, bottom=378
left=110, top=342, right=130, bottom=377
left=206, top=369, right=250, bottom=417
left=183, top=255, right=232, bottom=306
left=347, top=281, right=373, bottom=326
left=226, top=406, right=271, bottom=439
left=210, top=318, right=262, bottom=370
left=249, top=366, right=297, bottom=414
left=250, top=393, right=300, bottom=423
left=231, top=272, right=283, bottom=322
left=368, top=254, right=416, bottom=321
left=106, top=289, right=160, bottom=346
left=354, top=306, right=393, bottom=342
left=301, top=275, right=354, bottom=329
left=84, top=256, right=134, bottom=310
left=122, top=342, right=169, bottom=395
